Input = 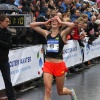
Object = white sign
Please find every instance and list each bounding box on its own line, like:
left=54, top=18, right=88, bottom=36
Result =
left=84, top=36, right=100, bottom=61
left=0, top=45, right=44, bottom=90
left=63, top=40, right=82, bottom=67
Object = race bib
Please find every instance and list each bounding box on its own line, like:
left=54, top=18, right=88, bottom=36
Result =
left=47, top=39, right=59, bottom=52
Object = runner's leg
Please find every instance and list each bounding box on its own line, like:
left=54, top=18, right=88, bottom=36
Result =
left=43, top=73, right=53, bottom=100
left=56, top=74, right=72, bottom=95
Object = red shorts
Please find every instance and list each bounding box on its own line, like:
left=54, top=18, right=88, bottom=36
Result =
left=42, top=61, right=68, bottom=77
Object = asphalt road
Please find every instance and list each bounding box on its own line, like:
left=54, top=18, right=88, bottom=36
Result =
left=0, top=63, right=100, bottom=100
left=15, top=63, right=100, bottom=100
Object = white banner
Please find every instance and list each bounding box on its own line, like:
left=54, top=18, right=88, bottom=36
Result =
left=0, top=45, right=44, bottom=90
left=63, top=40, right=82, bottom=67
left=84, top=36, right=100, bottom=62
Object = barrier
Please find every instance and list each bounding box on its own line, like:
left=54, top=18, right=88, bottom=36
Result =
left=0, top=45, right=44, bottom=90
left=63, top=40, right=82, bottom=67
left=84, top=37, right=100, bottom=61
left=0, top=36, right=100, bottom=90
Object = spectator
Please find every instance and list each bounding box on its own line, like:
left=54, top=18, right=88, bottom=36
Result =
left=48, top=0, right=56, bottom=9
left=76, top=0, right=81, bottom=9
left=62, top=17, right=72, bottom=40
left=71, top=9, right=80, bottom=22
left=95, top=14, right=100, bottom=22
left=21, top=0, right=31, bottom=14
left=81, top=3, right=87, bottom=12
left=45, top=8, right=51, bottom=19
left=72, top=20, right=85, bottom=47
left=62, top=13, right=69, bottom=18
left=0, top=14, right=16, bottom=100
left=87, top=16, right=98, bottom=44
left=56, top=0, right=64, bottom=13
left=56, top=12, right=62, bottom=19
left=30, top=4, right=39, bottom=19
left=83, top=8, right=92, bottom=20
left=50, top=9, right=57, bottom=17
left=88, top=16, right=98, bottom=36
left=70, top=2, right=76, bottom=15
left=14, top=0, right=23, bottom=12
left=81, top=14, right=88, bottom=23
left=61, top=0, right=69, bottom=13
left=39, top=7, right=48, bottom=17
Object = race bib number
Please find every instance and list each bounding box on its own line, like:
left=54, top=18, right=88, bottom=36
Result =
left=47, top=39, right=59, bottom=52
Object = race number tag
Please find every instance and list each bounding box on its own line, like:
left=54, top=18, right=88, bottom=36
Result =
left=47, top=39, right=59, bottom=52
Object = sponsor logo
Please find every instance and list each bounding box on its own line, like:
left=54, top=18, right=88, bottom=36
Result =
left=61, top=71, right=64, bottom=74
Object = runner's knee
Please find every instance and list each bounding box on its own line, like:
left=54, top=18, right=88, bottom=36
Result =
left=45, top=87, right=52, bottom=96
left=44, top=84, right=52, bottom=96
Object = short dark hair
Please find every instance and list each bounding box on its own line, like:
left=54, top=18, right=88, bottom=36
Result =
left=0, top=14, right=9, bottom=22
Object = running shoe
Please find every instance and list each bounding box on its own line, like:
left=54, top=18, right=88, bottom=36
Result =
left=71, top=89, right=77, bottom=100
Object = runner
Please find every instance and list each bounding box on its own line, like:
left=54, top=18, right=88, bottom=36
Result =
left=30, top=16, right=77, bottom=100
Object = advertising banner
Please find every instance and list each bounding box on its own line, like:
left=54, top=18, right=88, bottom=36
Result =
left=63, top=40, right=82, bottom=67
left=0, top=45, right=44, bottom=90
left=84, top=36, right=100, bottom=62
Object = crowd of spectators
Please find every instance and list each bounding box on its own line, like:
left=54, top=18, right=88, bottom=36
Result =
left=0, top=0, right=100, bottom=46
